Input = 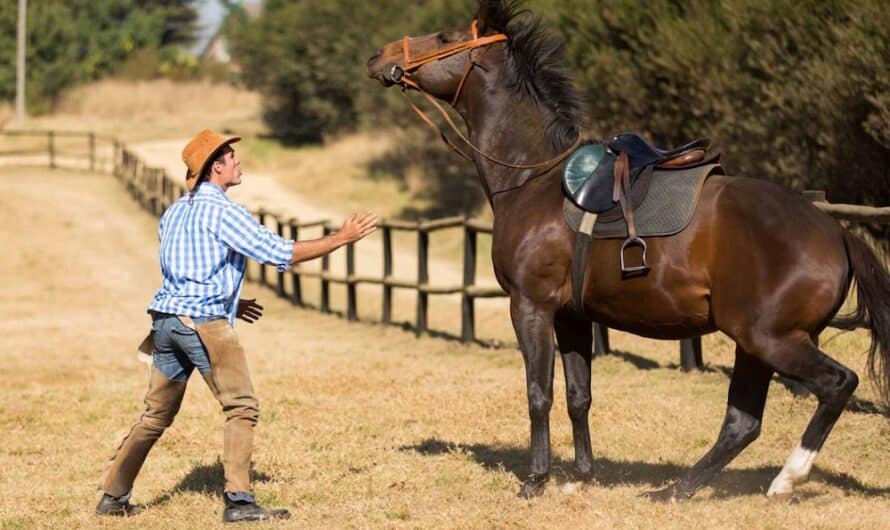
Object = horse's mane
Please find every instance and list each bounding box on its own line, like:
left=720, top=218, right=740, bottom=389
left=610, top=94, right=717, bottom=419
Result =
left=481, top=0, right=585, bottom=151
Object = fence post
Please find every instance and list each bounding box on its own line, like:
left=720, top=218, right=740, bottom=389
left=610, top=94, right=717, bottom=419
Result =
left=680, top=337, right=703, bottom=371
left=162, top=172, right=171, bottom=209
left=48, top=131, right=55, bottom=169
left=461, top=219, right=476, bottom=343
left=153, top=169, right=162, bottom=215
left=346, top=241, right=357, bottom=321
left=593, top=323, right=610, bottom=355
left=276, top=216, right=286, bottom=298
left=416, top=223, right=428, bottom=336
left=113, top=141, right=121, bottom=178
left=257, top=210, right=267, bottom=287
left=290, top=220, right=302, bottom=306
left=382, top=225, right=393, bottom=324
left=321, top=225, right=332, bottom=313
left=89, top=132, right=96, bottom=172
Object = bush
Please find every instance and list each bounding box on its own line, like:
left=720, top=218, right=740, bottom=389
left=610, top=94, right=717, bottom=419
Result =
left=555, top=0, right=889, bottom=207
left=0, top=0, right=199, bottom=113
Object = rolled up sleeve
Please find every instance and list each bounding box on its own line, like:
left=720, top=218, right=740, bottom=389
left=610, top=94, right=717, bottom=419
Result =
left=217, top=204, right=293, bottom=271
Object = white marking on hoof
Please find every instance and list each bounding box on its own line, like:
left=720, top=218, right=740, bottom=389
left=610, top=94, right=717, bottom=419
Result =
left=560, top=481, right=581, bottom=495
left=767, top=443, right=818, bottom=497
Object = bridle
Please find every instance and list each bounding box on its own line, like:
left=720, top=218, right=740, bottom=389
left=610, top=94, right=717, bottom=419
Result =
left=390, top=20, right=581, bottom=179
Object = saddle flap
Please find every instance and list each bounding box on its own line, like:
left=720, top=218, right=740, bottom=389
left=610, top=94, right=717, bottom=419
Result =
left=563, top=142, right=623, bottom=213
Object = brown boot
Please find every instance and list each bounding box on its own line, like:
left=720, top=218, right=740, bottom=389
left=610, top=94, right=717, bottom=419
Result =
left=98, top=367, right=187, bottom=497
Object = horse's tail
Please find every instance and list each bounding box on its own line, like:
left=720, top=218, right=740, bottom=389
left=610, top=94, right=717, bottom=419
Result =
left=837, top=230, right=890, bottom=409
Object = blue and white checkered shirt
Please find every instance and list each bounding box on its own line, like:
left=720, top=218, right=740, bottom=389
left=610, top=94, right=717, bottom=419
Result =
left=148, top=182, right=293, bottom=324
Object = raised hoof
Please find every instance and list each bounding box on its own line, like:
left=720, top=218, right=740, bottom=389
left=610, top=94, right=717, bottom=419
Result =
left=640, top=485, right=687, bottom=503
left=517, top=474, right=549, bottom=499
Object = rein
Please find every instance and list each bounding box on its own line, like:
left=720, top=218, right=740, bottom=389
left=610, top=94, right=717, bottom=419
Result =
left=396, top=21, right=581, bottom=183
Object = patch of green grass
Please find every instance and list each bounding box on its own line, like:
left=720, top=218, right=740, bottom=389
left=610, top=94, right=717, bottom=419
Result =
left=384, top=507, right=411, bottom=520
left=1, top=518, right=31, bottom=530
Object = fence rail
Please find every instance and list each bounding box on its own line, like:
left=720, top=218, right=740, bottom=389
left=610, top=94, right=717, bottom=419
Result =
left=3, top=129, right=888, bottom=369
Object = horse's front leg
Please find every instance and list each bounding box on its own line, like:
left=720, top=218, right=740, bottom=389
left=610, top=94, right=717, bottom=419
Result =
left=510, top=294, right=557, bottom=498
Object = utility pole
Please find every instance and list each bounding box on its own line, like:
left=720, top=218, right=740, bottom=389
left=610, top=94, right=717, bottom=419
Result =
left=15, top=0, right=27, bottom=128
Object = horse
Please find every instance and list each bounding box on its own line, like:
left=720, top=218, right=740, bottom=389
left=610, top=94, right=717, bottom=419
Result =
left=367, top=0, right=890, bottom=501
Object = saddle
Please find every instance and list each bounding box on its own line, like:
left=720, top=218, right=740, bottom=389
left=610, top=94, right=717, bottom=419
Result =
left=562, top=133, right=721, bottom=311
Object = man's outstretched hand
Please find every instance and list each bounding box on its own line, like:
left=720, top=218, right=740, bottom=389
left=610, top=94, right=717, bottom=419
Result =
left=236, top=298, right=264, bottom=324
left=338, top=211, right=378, bottom=244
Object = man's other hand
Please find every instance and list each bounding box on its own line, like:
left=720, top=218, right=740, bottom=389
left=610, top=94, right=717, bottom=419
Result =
left=236, top=298, right=264, bottom=323
left=338, top=211, right=378, bottom=244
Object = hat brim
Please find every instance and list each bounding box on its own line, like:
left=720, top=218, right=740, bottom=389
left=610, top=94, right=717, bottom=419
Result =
left=185, top=136, right=242, bottom=191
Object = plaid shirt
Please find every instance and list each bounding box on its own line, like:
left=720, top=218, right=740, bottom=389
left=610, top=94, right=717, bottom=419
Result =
left=148, top=183, right=293, bottom=324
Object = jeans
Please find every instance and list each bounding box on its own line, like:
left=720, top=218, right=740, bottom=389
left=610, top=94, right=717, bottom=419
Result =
left=151, top=315, right=221, bottom=381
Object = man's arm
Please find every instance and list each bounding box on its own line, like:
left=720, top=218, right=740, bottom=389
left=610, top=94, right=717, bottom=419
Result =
left=290, top=211, right=378, bottom=266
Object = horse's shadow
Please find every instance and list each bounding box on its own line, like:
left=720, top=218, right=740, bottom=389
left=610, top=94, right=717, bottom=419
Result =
left=608, top=351, right=885, bottom=415
left=400, top=438, right=890, bottom=498
left=144, top=461, right=274, bottom=507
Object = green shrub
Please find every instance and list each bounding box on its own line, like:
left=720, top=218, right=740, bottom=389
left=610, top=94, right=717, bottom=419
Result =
left=0, top=0, right=198, bottom=113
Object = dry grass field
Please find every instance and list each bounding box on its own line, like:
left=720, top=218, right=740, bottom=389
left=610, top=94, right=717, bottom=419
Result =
left=1, top=167, right=889, bottom=530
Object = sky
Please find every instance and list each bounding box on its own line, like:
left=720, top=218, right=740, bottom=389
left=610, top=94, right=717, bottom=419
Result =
left=190, top=0, right=228, bottom=54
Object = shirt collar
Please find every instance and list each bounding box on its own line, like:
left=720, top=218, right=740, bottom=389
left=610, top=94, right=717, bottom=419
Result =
left=195, top=182, right=227, bottom=198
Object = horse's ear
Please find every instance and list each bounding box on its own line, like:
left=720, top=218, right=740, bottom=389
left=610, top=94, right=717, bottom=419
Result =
left=476, top=0, right=498, bottom=34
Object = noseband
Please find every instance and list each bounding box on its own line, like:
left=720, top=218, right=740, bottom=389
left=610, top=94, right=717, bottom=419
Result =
left=394, top=21, right=580, bottom=174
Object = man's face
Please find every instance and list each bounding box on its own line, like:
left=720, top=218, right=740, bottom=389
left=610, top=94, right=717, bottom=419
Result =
left=213, top=146, right=242, bottom=189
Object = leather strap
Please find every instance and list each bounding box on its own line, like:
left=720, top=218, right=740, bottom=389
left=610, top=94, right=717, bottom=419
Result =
left=612, top=151, right=638, bottom=240
left=396, top=19, right=581, bottom=188
left=402, top=76, right=581, bottom=172
left=572, top=211, right=597, bottom=312
left=402, top=20, right=507, bottom=72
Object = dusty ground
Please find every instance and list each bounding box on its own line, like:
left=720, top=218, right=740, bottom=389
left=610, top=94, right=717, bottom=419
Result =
left=1, top=167, right=888, bottom=529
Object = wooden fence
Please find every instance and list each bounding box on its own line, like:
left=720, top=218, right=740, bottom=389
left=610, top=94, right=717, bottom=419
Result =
left=3, top=129, right=889, bottom=371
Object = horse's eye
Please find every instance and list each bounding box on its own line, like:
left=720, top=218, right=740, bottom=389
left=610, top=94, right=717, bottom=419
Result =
left=436, top=33, right=448, bottom=44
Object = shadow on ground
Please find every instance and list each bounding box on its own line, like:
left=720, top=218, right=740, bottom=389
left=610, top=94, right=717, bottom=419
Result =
left=400, top=437, right=890, bottom=499
left=146, top=461, right=275, bottom=507
left=603, top=351, right=884, bottom=415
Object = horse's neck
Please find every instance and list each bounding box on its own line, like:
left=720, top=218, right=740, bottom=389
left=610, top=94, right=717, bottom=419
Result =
left=458, top=70, right=563, bottom=204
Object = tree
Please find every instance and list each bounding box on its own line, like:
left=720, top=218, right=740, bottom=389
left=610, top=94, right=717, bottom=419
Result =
left=0, top=0, right=199, bottom=112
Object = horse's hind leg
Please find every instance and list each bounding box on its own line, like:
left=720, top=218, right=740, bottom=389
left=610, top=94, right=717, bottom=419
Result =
left=761, top=335, right=859, bottom=499
left=644, top=346, right=773, bottom=502
left=554, top=312, right=594, bottom=479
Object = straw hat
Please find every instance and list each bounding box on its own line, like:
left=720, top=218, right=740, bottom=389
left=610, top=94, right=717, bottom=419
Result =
left=182, top=129, right=241, bottom=191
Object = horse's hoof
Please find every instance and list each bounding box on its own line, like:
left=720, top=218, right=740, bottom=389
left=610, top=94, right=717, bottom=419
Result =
left=640, top=485, right=683, bottom=503
left=573, top=470, right=596, bottom=484
left=768, top=491, right=797, bottom=504
left=517, top=474, right=549, bottom=499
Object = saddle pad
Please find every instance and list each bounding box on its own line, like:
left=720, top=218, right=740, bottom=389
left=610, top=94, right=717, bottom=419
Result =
left=563, top=163, right=722, bottom=239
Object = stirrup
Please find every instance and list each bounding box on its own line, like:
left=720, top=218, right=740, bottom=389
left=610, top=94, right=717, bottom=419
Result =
left=620, top=236, right=649, bottom=274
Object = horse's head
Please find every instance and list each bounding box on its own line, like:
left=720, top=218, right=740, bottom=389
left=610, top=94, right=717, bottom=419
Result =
left=366, top=1, right=511, bottom=103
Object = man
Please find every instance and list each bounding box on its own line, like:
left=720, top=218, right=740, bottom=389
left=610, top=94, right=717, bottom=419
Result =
left=96, top=129, right=377, bottom=522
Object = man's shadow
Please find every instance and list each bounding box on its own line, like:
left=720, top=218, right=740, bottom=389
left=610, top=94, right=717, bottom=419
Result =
left=400, top=438, right=890, bottom=499
left=145, top=461, right=274, bottom=507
